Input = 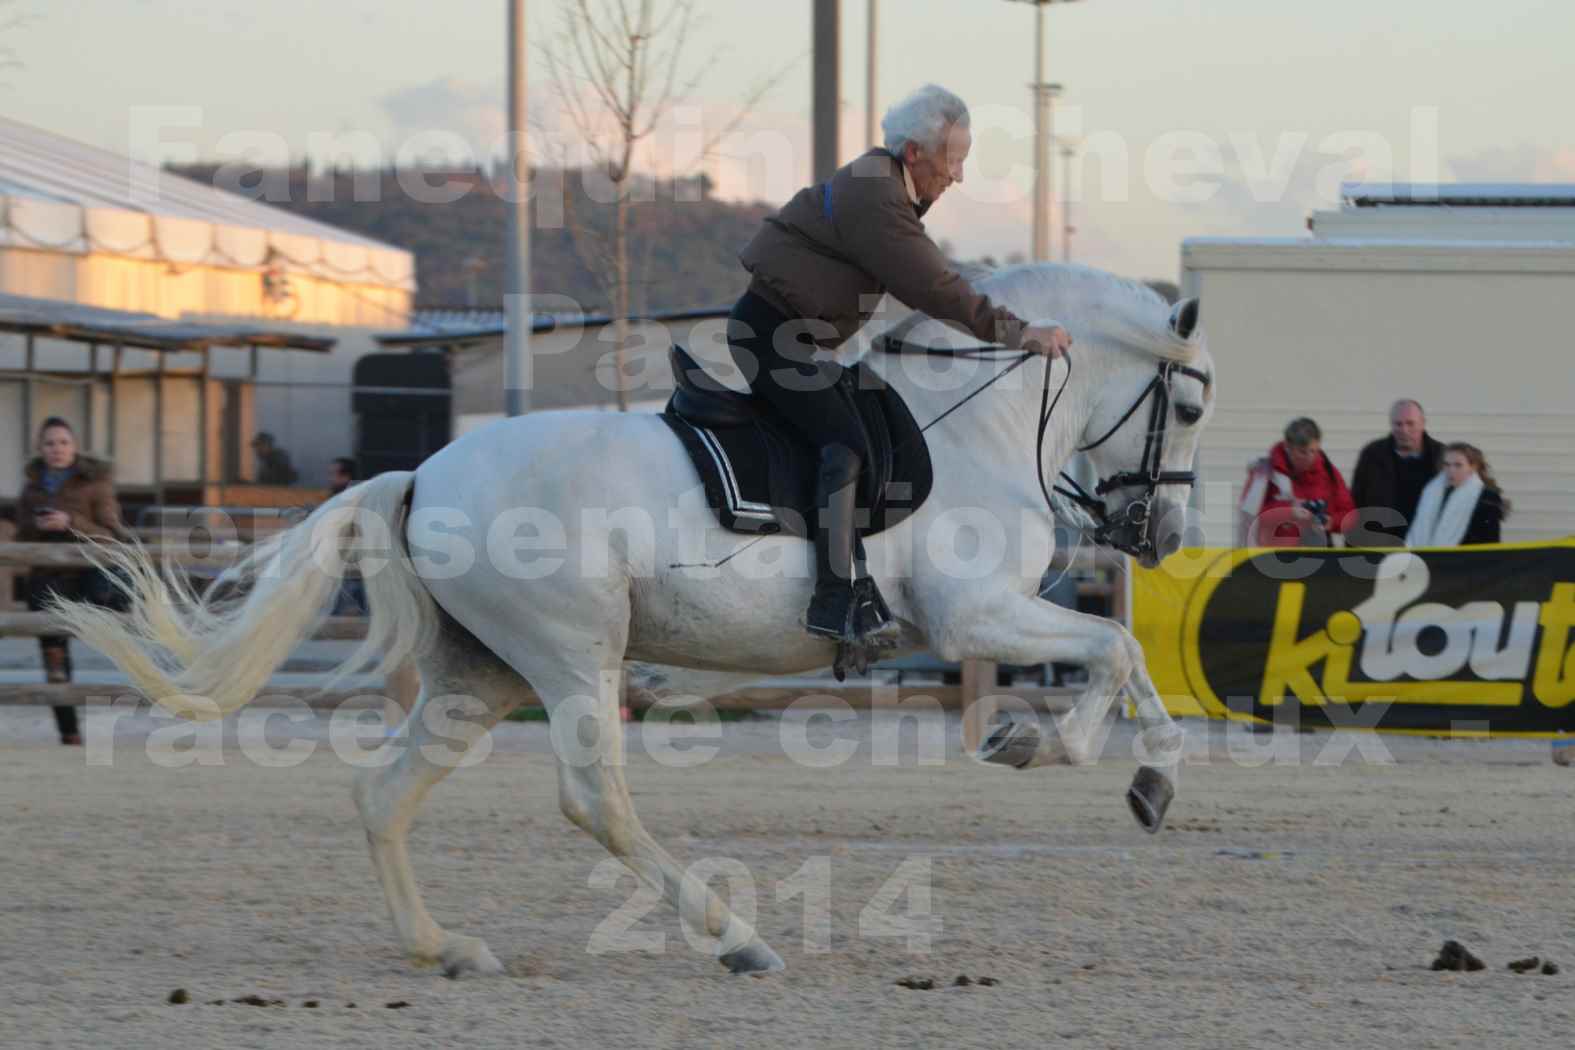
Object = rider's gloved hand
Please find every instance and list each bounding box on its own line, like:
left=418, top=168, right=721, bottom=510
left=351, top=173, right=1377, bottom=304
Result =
left=1021, top=324, right=1072, bottom=358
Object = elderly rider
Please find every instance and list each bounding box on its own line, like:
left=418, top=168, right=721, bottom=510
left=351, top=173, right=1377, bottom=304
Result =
left=730, top=83, right=1071, bottom=649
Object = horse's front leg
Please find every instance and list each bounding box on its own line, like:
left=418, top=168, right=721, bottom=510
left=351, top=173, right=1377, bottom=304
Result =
left=930, top=590, right=1181, bottom=831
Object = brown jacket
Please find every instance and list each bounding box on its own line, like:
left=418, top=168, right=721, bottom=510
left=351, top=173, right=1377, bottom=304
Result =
left=16, top=456, right=131, bottom=542
left=739, top=148, right=1027, bottom=349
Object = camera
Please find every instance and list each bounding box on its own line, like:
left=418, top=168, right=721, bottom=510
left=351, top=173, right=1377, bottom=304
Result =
left=1301, top=498, right=1329, bottom=525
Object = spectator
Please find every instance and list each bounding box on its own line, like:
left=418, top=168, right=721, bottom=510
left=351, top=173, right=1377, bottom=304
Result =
left=1240, top=417, right=1357, bottom=547
left=251, top=432, right=299, bottom=485
left=15, top=417, right=132, bottom=747
left=1351, top=399, right=1444, bottom=544
left=328, top=456, right=358, bottom=495
left=1405, top=442, right=1509, bottom=547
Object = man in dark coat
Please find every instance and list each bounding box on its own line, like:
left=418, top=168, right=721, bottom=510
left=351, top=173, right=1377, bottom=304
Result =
left=1349, top=399, right=1445, bottom=545
left=251, top=432, right=299, bottom=486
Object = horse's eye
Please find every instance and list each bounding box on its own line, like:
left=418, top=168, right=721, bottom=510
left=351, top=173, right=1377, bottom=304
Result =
left=1176, top=404, right=1203, bottom=426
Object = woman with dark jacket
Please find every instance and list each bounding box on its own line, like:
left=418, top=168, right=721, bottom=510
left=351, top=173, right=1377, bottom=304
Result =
left=15, top=417, right=131, bottom=746
left=1405, top=442, right=1509, bottom=547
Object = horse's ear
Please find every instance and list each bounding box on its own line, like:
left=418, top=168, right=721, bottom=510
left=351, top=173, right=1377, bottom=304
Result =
left=1169, top=298, right=1201, bottom=341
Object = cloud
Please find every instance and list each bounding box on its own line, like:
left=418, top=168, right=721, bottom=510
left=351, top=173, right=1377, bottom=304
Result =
left=378, top=78, right=508, bottom=164
left=1446, top=144, right=1575, bottom=182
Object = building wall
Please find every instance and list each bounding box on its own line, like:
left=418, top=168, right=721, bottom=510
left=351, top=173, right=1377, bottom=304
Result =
left=1181, top=240, right=1575, bottom=544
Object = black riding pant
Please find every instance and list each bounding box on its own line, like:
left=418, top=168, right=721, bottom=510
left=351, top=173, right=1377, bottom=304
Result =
left=725, top=290, right=868, bottom=468
left=26, top=569, right=97, bottom=739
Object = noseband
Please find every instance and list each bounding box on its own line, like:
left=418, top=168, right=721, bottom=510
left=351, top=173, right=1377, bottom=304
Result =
left=1051, top=359, right=1212, bottom=559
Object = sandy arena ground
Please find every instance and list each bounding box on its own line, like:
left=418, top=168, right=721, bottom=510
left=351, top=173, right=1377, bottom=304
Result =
left=1, top=705, right=1572, bottom=1049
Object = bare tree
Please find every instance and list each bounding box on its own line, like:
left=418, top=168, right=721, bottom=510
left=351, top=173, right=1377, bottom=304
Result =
left=542, top=0, right=789, bottom=410
left=0, top=1, right=33, bottom=78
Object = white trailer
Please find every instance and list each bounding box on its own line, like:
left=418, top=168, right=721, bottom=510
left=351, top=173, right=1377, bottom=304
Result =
left=1181, top=183, right=1575, bottom=545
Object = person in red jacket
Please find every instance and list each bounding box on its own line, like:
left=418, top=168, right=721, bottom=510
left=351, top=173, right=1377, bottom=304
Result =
left=1240, top=417, right=1357, bottom=547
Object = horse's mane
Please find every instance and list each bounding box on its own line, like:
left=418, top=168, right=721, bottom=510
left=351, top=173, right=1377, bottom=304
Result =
left=975, top=263, right=1202, bottom=365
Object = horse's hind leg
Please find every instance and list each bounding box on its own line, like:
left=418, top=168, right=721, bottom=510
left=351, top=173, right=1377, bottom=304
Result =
left=351, top=623, right=528, bottom=977
left=533, top=655, right=784, bottom=974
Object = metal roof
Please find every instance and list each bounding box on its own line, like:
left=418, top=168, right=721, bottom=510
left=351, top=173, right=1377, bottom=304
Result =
left=374, top=305, right=734, bottom=350
left=1343, top=182, right=1575, bottom=208
left=0, top=116, right=415, bottom=291
left=0, top=292, right=336, bottom=353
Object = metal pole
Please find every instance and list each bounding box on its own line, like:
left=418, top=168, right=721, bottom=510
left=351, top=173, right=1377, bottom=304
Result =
left=504, top=0, right=532, bottom=417
left=1032, top=3, right=1047, bottom=261
left=1045, top=82, right=1059, bottom=261
left=109, top=344, right=120, bottom=459
left=813, top=0, right=841, bottom=182
left=1061, top=143, right=1076, bottom=262
left=198, top=348, right=209, bottom=486
left=865, top=0, right=877, bottom=150
left=153, top=352, right=165, bottom=505
left=21, top=335, right=33, bottom=457
left=85, top=342, right=96, bottom=451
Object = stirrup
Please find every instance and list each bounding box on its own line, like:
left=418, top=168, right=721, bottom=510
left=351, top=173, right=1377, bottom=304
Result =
left=852, top=578, right=901, bottom=646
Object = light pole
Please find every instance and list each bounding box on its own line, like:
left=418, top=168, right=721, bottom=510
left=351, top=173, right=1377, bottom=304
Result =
left=813, top=0, right=840, bottom=182
left=504, top=0, right=531, bottom=417
left=1058, top=139, right=1079, bottom=262
left=1006, top=0, right=1081, bottom=262
left=866, top=0, right=878, bottom=150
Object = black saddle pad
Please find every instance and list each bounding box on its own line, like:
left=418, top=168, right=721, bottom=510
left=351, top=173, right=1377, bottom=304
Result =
left=660, top=348, right=933, bottom=538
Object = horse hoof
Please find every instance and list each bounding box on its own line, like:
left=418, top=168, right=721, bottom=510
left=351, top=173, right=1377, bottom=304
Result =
left=978, top=720, right=1041, bottom=769
left=1127, top=766, right=1174, bottom=834
left=720, top=942, right=785, bottom=975
left=441, top=937, right=505, bottom=979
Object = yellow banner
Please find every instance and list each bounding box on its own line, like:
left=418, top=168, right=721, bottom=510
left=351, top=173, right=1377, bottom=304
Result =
left=1131, top=540, right=1575, bottom=737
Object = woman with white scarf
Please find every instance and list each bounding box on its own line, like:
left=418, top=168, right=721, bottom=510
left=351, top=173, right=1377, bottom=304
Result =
left=1405, top=442, right=1509, bottom=547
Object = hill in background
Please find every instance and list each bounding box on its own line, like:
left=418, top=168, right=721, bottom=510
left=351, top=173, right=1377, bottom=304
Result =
left=167, top=164, right=770, bottom=315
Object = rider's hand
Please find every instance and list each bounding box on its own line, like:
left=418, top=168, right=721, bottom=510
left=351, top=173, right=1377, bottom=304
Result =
left=1021, top=324, right=1072, bottom=359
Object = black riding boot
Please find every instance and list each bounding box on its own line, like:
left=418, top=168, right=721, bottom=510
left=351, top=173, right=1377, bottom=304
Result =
left=805, top=446, right=896, bottom=645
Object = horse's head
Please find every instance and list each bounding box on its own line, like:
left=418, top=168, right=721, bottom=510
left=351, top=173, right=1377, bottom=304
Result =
left=1075, top=298, right=1215, bottom=568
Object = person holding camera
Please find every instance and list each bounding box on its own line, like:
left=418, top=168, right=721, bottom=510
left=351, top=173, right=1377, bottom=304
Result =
left=1239, top=417, right=1357, bottom=547
left=15, top=417, right=132, bottom=746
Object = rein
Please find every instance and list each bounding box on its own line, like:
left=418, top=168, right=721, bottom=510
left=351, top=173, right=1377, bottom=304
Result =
left=879, top=332, right=1209, bottom=560
left=880, top=333, right=1072, bottom=532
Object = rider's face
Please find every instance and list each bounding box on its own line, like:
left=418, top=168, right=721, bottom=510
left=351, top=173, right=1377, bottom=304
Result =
left=904, top=123, right=971, bottom=205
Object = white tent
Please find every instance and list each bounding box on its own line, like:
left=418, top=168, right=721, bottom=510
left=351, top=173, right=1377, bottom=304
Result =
left=0, top=116, right=415, bottom=325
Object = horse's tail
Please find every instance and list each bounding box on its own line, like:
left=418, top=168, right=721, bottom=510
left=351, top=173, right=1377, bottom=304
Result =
left=48, top=471, right=438, bottom=721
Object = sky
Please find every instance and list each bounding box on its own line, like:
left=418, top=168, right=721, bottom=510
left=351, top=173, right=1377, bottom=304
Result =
left=4, top=0, right=1575, bottom=282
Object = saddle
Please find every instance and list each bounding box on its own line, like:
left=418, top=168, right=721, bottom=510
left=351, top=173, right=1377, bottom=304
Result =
left=660, top=346, right=934, bottom=538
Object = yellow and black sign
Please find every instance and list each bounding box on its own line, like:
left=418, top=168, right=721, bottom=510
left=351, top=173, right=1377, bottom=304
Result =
left=1132, top=540, right=1575, bottom=736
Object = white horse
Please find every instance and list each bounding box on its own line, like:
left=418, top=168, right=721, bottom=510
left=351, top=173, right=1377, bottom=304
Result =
left=54, top=263, right=1215, bottom=977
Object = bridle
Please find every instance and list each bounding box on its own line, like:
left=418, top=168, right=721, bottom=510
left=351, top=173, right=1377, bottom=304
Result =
left=1050, top=358, right=1211, bottom=560
left=881, top=332, right=1210, bottom=561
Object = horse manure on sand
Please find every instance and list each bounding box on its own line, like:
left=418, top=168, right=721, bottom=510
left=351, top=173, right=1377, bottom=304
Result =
left=898, top=975, right=999, bottom=990
left=1431, top=940, right=1486, bottom=972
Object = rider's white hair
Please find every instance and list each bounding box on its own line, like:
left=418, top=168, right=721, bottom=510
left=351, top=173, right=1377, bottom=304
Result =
left=881, top=84, right=970, bottom=156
